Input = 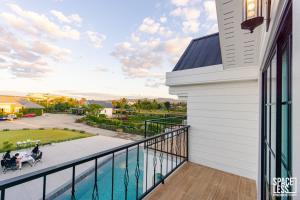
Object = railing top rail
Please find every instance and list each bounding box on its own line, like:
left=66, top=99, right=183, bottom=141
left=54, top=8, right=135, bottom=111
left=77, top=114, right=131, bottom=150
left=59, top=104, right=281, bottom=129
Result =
left=145, top=116, right=186, bottom=123
left=0, top=125, right=189, bottom=190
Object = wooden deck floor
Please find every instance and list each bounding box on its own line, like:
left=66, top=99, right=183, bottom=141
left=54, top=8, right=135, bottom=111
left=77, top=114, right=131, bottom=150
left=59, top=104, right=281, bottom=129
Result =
left=145, top=162, right=257, bottom=200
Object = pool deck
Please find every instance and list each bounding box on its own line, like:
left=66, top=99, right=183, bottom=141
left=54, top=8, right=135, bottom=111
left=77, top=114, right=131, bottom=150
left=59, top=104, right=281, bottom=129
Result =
left=0, top=135, right=132, bottom=200
left=145, top=162, right=257, bottom=200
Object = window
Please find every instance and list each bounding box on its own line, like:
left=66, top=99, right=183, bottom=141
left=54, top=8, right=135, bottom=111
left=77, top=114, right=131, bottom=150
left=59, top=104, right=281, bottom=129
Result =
left=261, top=3, right=292, bottom=200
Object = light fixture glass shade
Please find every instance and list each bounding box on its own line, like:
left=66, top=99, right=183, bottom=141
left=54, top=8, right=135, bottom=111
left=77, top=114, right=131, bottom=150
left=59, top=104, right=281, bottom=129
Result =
left=241, top=0, right=264, bottom=33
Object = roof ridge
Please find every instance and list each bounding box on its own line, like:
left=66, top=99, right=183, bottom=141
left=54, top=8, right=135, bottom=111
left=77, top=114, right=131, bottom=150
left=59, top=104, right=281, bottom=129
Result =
left=192, top=32, right=219, bottom=42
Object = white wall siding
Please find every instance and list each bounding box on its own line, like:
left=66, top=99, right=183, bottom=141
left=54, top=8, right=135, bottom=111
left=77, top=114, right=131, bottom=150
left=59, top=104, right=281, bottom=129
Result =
left=187, top=80, right=259, bottom=180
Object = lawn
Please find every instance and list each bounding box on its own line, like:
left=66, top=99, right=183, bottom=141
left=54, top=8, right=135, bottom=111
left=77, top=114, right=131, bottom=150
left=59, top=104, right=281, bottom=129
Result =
left=0, top=129, right=93, bottom=152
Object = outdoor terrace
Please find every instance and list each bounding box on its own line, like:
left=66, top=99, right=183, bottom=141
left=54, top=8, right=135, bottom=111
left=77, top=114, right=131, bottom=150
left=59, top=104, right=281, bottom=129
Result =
left=146, top=162, right=257, bottom=200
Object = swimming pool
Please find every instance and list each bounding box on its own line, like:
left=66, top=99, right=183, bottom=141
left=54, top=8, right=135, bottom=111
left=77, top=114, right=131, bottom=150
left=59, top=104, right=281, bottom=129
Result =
left=56, top=148, right=145, bottom=200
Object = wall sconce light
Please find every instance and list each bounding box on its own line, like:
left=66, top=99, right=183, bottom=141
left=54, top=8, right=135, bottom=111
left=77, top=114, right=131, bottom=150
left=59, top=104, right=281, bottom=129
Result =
left=241, top=0, right=264, bottom=33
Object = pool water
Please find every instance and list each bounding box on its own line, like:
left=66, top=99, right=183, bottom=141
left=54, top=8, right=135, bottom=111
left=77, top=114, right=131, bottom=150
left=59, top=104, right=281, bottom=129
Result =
left=56, top=148, right=144, bottom=200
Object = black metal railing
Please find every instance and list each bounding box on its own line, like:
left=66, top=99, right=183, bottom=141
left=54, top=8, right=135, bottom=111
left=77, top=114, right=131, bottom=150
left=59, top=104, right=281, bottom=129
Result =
left=0, top=125, right=189, bottom=200
left=144, top=116, right=187, bottom=138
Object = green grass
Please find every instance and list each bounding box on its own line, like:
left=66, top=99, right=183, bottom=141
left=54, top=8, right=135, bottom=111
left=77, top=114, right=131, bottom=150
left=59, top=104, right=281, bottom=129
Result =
left=0, top=129, right=93, bottom=152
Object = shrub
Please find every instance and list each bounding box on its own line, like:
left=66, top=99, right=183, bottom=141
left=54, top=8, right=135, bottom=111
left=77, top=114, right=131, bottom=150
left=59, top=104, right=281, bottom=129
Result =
left=71, top=129, right=76, bottom=132
left=39, top=128, right=45, bottom=130
left=2, top=141, right=13, bottom=151
left=16, top=112, right=23, bottom=118
left=75, top=118, right=84, bottom=123
left=79, top=130, right=85, bottom=133
left=23, top=108, right=43, bottom=116
left=64, top=128, right=69, bottom=130
left=3, top=129, right=10, bottom=131
left=23, top=128, right=30, bottom=130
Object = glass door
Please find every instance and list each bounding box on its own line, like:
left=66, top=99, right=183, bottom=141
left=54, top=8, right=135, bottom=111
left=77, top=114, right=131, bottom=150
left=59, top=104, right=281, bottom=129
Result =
left=261, top=3, right=292, bottom=200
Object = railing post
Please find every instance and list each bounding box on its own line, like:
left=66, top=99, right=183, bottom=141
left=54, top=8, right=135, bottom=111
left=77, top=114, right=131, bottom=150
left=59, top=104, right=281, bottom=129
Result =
left=186, top=127, right=189, bottom=161
left=144, top=121, right=147, bottom=138
left=42, top=175, right=46, bottom=200
left=71, top=166, right=76, bottom=200
left=111, top=153, right=115, bottom=200
left=1, top=189, right=5, bottom=200
left=135, top=145, right=140, bottom=200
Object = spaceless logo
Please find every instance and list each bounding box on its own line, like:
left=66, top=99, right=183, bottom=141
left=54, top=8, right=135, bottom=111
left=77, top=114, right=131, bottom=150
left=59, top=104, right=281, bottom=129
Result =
left=273, top=177, right=297, bottom=196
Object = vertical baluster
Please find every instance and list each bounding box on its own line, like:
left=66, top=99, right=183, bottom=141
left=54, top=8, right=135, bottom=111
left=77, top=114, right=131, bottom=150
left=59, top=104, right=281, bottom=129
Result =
left=42, top=175, right=46, bottom=200
left=179, top=129, right=182, bottom=163
left=159, top=136, right=164, bottom=184
left=124, top=148, right=129, bottom=200
left=171, top=132, right=174, bottom=170
left=111, top=153, right=115, bottom=200
left=175, top=130, right=178, bottom=166
left=135, top=145, right=141, bottom=200
left=182, top=129, right=186, bottom=160
left=71, top=166, right=76, bottom=200
left=166, top=132, right=169, bottom=175
left=144, top=121, right=147, bottom=139
left=92, top=159, right=99, bottom=200
left=153, top=138, right=157, bottom=186
left=146, top=141, right=149, bottom=191
left=186, top=127, right=189, bottom=161
left=1, top=189, right=5, bottom=200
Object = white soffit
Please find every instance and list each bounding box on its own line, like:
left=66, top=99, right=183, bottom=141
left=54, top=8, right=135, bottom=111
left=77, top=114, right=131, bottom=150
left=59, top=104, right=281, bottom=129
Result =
left=216, top=0, right=262, bottom=69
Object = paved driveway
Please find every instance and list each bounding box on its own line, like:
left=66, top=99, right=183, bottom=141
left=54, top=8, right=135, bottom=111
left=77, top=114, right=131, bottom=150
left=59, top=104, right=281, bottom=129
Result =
left=0, top=113, right=143, bottom=141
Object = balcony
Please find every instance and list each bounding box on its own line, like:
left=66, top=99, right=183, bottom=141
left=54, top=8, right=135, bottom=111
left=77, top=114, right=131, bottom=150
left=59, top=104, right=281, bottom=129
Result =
left=145, top=162, right=257, bottom=200
left=0, top=117, right=257, bottom=200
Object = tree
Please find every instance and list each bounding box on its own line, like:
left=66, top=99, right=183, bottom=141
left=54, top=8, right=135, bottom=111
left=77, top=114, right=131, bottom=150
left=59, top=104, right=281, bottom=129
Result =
left=164, top=101, right=171, bottom=112
left=86, top=104, right=104, bottom=117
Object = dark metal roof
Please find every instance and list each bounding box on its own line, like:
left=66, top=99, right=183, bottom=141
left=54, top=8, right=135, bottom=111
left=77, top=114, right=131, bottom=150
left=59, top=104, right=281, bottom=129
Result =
left=172, top=33, right=222, bottom=71
left=87, top=100, right=113, bottom=108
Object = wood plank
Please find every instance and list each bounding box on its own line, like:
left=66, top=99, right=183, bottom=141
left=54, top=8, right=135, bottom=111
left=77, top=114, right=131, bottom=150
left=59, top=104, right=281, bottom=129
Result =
left=145, top=162, right=257, bottom=200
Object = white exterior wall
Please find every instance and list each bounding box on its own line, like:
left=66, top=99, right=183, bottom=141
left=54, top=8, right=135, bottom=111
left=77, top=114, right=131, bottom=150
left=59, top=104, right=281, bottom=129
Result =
left=167, top=65, right=259, bottom=180
left=187, top=81, right=259, bottom=180
left=100, top=108, right=113, bottom=118
left=173, top=80, right=259, bottom=180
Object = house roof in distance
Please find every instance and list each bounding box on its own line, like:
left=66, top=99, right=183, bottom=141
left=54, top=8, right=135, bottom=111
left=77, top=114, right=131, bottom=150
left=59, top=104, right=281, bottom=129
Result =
left=172, top=33, right=222, bottom=71
left=0, top=96, right=44, bottom=109
left=87, top=100, right=113, bottom=108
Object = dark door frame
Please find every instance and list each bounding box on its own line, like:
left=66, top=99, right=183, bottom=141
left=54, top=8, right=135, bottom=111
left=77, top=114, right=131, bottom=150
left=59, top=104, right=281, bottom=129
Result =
left=260, top=1, right=292, bottom=200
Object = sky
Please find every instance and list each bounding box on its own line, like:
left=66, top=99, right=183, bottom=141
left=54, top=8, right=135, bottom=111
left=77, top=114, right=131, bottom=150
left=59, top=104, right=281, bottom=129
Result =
left=0, top=0, right=218, bottom=100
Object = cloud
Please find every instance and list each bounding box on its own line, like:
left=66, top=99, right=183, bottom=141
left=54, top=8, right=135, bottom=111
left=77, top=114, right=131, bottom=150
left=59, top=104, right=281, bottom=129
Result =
left=207, top=23, right=218, bottom=34
left=145, top=77, right=165, bottom=88
left=170, top=7, right=200, bottom=33
left=2, top=4, right=80, bottom=40
left=111, top=39, right=164, bottom=78
left=138, top=17, right=172, bottom=37
left=86, top=31, right=106, bottom=48
left=0, top=27, right=71, bottom=78
left=0, top=12, right=38, bottom=35
left=204, top=1, right=217, bottom=21
left=9, top=59, right=51, bottom=78
left=112, top=35, right=191, bottom=81
left=94, top=65, right=109, bottom=72
left=50, top=10, right=82, bottom=25
left=182, top=20, right=200, bottom=33
left=32, top=41, right=72, bottom=61
left=170, top=7, right=200, bottom=20
left=160, top=16, right=167, bottom=23
left=164, top=37, right=192, bottom=63
left=170, top=0, right=191, bottom=6
left=139, top=17, right=160, bottom=34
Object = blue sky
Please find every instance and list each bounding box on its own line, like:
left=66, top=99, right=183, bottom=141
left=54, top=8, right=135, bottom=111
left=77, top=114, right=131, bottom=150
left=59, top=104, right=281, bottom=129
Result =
left=0, top=0, right=218, bottom=100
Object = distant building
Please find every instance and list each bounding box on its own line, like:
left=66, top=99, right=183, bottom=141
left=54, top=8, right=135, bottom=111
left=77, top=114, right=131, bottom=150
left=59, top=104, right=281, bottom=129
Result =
left=87, top=100, right=113, bottom=118
left=0, top=96, right=44, bottom=114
